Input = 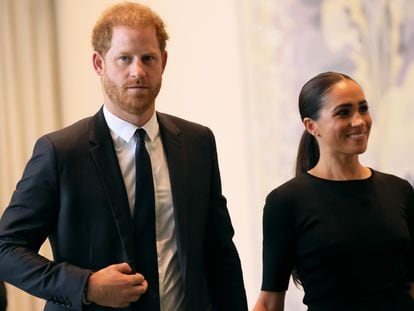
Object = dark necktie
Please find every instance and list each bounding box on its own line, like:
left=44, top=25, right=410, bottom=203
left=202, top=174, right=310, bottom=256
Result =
left=133, top=128, right=160, bottom=311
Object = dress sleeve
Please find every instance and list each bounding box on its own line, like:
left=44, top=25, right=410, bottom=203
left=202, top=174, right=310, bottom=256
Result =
left=261, top=188, right=296, bottom=291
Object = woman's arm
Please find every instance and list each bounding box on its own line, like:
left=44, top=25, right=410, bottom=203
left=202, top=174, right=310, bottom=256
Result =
left=409, top=282, right=414, bottom=299
left=253, top=291, right=285, bottom=311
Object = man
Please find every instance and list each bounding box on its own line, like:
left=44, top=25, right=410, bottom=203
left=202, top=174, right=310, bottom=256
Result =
left=0, top=2, right=247, bottom=310
left=0, top=281, right=6, bottom=311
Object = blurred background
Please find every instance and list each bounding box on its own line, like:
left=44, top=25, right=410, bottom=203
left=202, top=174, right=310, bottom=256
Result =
left=1, top=0, right=414, bottom=310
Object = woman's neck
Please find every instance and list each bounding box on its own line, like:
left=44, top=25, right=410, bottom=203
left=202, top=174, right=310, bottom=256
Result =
left=308, top=156, right=371, bottom=181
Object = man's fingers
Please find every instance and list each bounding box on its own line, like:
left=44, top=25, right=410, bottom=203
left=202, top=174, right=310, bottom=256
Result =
left=136, top=279, right=148, bottom=293
left=112, top=262, right=133, bottom=274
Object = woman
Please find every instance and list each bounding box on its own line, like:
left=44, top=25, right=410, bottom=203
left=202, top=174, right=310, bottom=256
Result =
left=253, top=72, right=414, bottom=311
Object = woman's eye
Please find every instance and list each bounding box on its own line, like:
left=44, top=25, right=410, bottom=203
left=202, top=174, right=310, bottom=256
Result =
left=336, top=109, right=349, bottom=117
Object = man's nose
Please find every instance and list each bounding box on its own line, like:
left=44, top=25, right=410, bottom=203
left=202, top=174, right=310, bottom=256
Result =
left=130, top=60, right=146, bottom=79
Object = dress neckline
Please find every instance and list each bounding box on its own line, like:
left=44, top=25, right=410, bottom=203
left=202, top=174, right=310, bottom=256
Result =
left=304, top=168, right=374, bottom=183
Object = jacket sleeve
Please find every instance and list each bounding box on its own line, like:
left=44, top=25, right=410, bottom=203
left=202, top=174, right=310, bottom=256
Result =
left=0, top=136, right=92, bottom=310
left=407, top=182, right=414, bottom=282
left=203, top=128, right=248, bottom=311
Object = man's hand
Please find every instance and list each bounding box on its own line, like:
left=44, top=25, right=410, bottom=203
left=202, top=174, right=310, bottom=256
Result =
left=86, top=262, right=148, bottom=308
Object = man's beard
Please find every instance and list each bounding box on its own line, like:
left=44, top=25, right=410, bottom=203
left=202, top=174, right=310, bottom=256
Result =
left=102, top=73, right=161, bottom=115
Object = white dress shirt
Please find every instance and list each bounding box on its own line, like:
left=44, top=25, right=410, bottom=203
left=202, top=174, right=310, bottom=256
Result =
left=103, top=106, right=186, bottom=311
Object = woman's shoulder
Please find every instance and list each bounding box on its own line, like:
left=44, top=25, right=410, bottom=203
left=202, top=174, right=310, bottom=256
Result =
left=371, top=169, right=413, bottom=191
left=265, top=173, right=314, bottom=204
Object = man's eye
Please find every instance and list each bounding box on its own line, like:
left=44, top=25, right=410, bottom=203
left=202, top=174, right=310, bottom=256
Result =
left=142, top=55, right=156, bottom=63
left=119, top=56, right=131, bottom=62
left=359, top=104, right=369, bottom=113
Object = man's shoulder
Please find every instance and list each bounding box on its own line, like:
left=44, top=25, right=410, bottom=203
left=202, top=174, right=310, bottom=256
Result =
left=157, top=111, right=207, bottom=128
left=156, top=111, right=210, bottom=133
left=45, top=116, right=94, bottom=140
left=39, top=111, right=102, bottom=149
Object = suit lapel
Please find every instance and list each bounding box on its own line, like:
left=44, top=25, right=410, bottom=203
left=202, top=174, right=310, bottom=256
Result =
left=157, top=112, right=189, bottom=273
left=88, top=108, right=137, bottom=269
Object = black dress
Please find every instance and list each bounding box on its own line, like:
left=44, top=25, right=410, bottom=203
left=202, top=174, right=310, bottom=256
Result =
left=261, top=170, right=414, bottom=311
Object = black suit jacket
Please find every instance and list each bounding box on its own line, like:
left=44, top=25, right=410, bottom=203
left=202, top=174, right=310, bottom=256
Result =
left=0, top=108, right=247, bottom=311
left=0, top=281, right=6, bottom=311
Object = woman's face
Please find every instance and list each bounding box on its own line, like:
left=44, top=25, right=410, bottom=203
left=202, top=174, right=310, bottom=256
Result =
left=309, top=79, right=372, bottom=160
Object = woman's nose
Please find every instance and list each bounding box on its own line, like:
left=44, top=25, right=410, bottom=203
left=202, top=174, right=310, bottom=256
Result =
left=351, top=112, right=366, bottom=127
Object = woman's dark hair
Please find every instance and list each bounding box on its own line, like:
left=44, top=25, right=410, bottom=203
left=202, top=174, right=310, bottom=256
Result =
left=292, top=71, right=355, bottom=287
left=295, top=71, right=356, bottom=176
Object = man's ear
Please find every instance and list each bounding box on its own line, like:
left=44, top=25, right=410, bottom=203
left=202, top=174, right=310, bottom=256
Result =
left=92, top=52, right=105, bottom=76
left=303, top=117, right=319, bottom=137
left=161, top=51, right=168, bottom=72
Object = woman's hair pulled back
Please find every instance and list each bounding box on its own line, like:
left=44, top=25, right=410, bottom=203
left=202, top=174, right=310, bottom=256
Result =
left=295, top=71, right=355, bottom=176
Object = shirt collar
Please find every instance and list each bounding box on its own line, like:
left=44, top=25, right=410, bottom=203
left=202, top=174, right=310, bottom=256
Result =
left=103, top=105, right=159, bottom=143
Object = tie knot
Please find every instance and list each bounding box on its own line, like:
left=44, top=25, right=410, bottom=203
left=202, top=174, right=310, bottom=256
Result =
left=135, top=128, right=146, bottom=144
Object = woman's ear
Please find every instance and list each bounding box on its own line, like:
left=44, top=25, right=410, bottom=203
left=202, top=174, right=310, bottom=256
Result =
left=303, top=117, right=319, bottom=137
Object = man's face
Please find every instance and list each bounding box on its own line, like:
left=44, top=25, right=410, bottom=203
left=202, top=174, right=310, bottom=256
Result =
left=97, top=25, right=167, bottom=118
